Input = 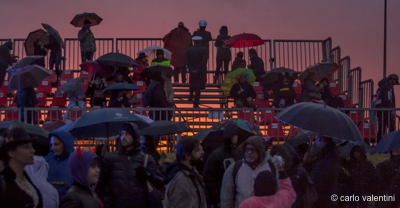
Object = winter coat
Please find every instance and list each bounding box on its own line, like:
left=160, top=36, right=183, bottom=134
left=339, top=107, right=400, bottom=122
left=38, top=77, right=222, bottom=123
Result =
left=248, top=56, right=265, bottom=81
left=229, top=82, right=256, bottom=103
left=186, top=44, right=208, bottom=89
left=300, top=78, right=323, bottom=102
left=133, top=58, right=149, bottom=81
left=232, top=58, right=246, bottom=71
left=44, top=35, right=61, bottom=56
left=0, top=43, right=16, bottom=66
left=164, top=162, right=207, bottom=208
left=376, top=158, right=400, bottom=208
left=78, top=28, right=96, bottom=52
left=16, top=86, right=39, bottom=107
left=85, top=80, right=106, bottom=107
left=108, top=94, right=131, bottom=108
left=239, top=175, right=297, bottom=208
left=163, top=26, right=192, bottom=68
left=345, top=158, right=376, bottom=195
left=60, top=182, right=102, bottom=208
left=376, top=77, right=396, bottom=108
left=215, top=32, right=231, bottom=61
left=1, top=166, right=43, bottom=208
left=193, top=28, right=212, bottom=57
left=220, top=136, right=277, bottom=208
left=144, top=80, right=169, bottom=108
left=25, top=156, right=59, bottom=208
left=46, top=130, right=75, bottom=201
left=96, top=147, right=164, bottom=208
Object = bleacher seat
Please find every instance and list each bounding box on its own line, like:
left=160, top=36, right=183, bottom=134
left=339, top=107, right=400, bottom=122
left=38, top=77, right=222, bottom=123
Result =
left=293, top=82, right=302, bottom=94
left=0, top=93, right=8, bottom=107
left=134, top=81, right=147, bottom=93
left=60, top=70, right=75, bottom=82
left=288, top=126, right=301, bottom=137
left=45, top=106, right=63, bottom=123
left=358, top=122, right=376, bottom=143
left=255, top=93, right=270, bottom=108
left=259, top=110, right=277, bottom=124
left=267, top=122, right=286, bottom=140
left=253, top=82, right=263, bottom=94
left=339, top=95, right=355, bottom=108
left=51, top=94, right=67, bottom=107
left=43, top=71, right=57, bottom=83
left=329, top=82, right=345, bottom=96
left=238, top=110, right=255, bottom=123
left=38, top=80, right=52, bottom=95
left=4, top=108, right=19, bottom=121
left=347, top=110, right=363, bottom=125
left=80, top=71, right=92, bottom=79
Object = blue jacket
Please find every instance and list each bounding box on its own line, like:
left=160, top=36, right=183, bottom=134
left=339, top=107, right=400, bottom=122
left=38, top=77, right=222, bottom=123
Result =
left=45, top=130, right=75, bottom=201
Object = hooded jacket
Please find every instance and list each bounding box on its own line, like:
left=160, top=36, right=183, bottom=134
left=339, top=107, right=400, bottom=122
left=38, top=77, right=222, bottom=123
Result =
left=376, top=77, right=396, bottom=108
left=16, top=86, right=39, bottom=108
left=215, top=26, right=231, bottom=61
left=46, top=130, right=75, bottom=201
left=25, top=155, right=59, bottom=208
left=0, top=42, right=16, bottom=67
left=60, top=150, right=102, bottom=208
left=78, top=27, right=96, bottom=52
left=163, top=26, right=192, bottom=68
left=220, top=136, right=276, bottom=208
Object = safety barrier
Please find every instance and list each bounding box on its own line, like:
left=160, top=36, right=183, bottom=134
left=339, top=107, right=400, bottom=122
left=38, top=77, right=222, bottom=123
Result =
left=348, top=67, right=362, bottom=106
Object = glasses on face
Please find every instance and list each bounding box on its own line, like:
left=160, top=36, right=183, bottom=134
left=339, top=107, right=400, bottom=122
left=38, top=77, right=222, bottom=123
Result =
left=245, top=147, right=256, bottom=153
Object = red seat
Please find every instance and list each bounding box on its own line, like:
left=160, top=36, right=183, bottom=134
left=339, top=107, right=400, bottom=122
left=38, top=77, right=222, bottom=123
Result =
left=1, top=81, right=13, bottom=95
left=66, top=106, right=83, bottom=121
left=79, top=71, right=92, bottom=79
left=267, top=122, right=286, bottom=140
left=38, top=80, right=52, bottom=95
left=293, top=82, right=302, bottom=94
left=347, top=111, right=363, bottom=125
left=0, top=92, right=8, bottom=107
left=51, top=94, right=67, bottom=107
left=339, top=95, right=355, bottom=108
left=253, top=82, right=263, bottom=94
left=329, top=82, right=345, bottom=96
left=238, top=110, right=255, bottom=123
left=134, top=81, right=147, bottom=93
left=259, top=110, right=277, bottom=124
left=134, top=107, right=148, bottom=116
left=133, top=92, right=144, bottom=107
left=43, top=71, right=57, bottom=83
left=255, top=93, right=270, bottom=108
left=57, top=80, right=68, bottom=88
left=288, top=126, right=301, bottom=137
left=4, top=108, right=19, bottom=121
left=45, top=106, right=64, bottom=123
left=36, top=92, right=47, bottom=107
left=60, top=70, right=75, bottom=82
left=358, top=122, right=376, bottom=143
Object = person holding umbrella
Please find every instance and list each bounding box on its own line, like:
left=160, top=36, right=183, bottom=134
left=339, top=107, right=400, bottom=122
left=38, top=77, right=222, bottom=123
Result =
left=214, top=26, right=231, bottom=84
left=86, top=73, right=107, bottom=107
left=78, top=20, right=96, bottom=63
left=229, top=73, right=256, bottom=108
left=299, top=72, right=323, bottom=102
left=33, top=38, right=47, bottom=68
left=0, top=42, right=18, bottom=86
left=247, top=49, right=265, bottom=81
left=44, top=32, right=62, bottom=82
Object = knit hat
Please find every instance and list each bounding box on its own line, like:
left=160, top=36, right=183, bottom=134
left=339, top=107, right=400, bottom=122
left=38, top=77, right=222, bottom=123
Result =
left=119, top=123, right=141, bottom=149
left=68, top=147, right=98, bottom=190
left=242, top=136, right=266, bottom=163
left=254, top=170, right=278, bottom=196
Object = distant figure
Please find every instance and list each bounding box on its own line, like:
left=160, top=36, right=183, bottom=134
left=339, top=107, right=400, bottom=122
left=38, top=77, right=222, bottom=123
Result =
left=0, top=41, right=18, bottom=86
left=186, top=36, right=208, bottom=108
left=376, top=148, right=400, bottom=208
left=16, top=86, right=39, bottom=123
left=299, top=72, right=323, bottom=102
left=163, top=22, right=192, bottom=83
left=214, top=26, right=231, bottom=83
left=63, top=86, right=86, bottom=119
left=232, top=51, right=246, bottom=71
left=44, top=33, right=62, bottom=82
left=78, top=20, right=96, bottom=63
left=193, top=20, right=212, bottom=59
left=230, top=73, right=256, bottom=108
left=33, top=38, right=47, bottom=67
left=247, top=49, right=265, bottom=81
left=320, top=78, right=344, bottom=108
left=133, top=53, right=149, bottom=82
left=143, top=70, right=171, bottom=120
left=273, top=73, right=296, bottom=108
left=108, top=90, right=131, bottom=108
left=151, top=49, right=170, bottom=66
left=86, top=73, right=106, bottom=107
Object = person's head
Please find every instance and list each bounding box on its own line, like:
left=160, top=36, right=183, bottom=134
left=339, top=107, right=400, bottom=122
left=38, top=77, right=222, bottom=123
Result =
left=388, top=74, right=399, bottom=85
left=117, top=90, right=125, bottom=97
left=254, top=170, right=278, bottom=196
left=49, top=130, right=74, bottom=157
left=156, top=49, right=164, bottom=59
left=390, top=148, right=400, bottom=163
left=68, top=148, right=100, bottom=190
left=176, top=137, right=204, bottom=167
left=237, top=73, right=249, bottom=83
left=236, top=51, right=244, bottom=59
left=248, top=48, right=258, bottom=59
left=50, top=136, right=65, bottom=156
left=152, top=70, right=164, bottom=84
left=84, top=20, right=91, bottom=29
left=270, top=144, right=292, bottom=171
left=192, top=36, right=202, bottom=45
left=198, top=20, right=207, bottom=29
left=242, top=136, right=266, bottom=167
left=219, top=26, right=228, bottom=35
left=320, top=78, right=329, bottom=86
left=4, top=41, right=13, bottom=50
left=350, top=145, right=366, bottom=160
left=315, top=135, right=335, bottom=150
left=116, top=73, right=123, bottom=81
left=142, top=135, right=158, bottom=150
left=0, top=125, right=35, bottom=167
left=223, top=123, right=239, bottom=147
left=119, top=123, right=141, bottom=150
left=36, top=37, right=43, bottom=45
left=138, top=53, right=148, bottom=63
left=178, top=22, right=184, bottom=27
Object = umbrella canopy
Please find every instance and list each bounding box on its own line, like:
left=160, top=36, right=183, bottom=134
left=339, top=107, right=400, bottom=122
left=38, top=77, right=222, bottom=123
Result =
left=56, top=77, right=85, bottom=95
left=24, top=29, right=47, bottom=56
left=275, top=102, right=362, bottom=141
left=261, top=67, right=300, bottom=84
left=299, top=62, right=338, bottom=81
left=70, top=12, right=103, bottom=27
left=225, top=33, right=264, bottom=48
left=137, top=46, right=172, bottom=60
left=80, top=61, right=114, bottom=77
left=285, top=130, right=317, bottom=146
left=212, top=118, right=261, bottom=136
left=62, top=108, right=151, bottom=138
left=8, top=65, right=52, bottom=91
left=11, top=56, right=45, bottom=70
left=41, top=119, right=72, bottom=132
left=193, top=129, right=223, bottom=141
left=373, top=129, right=400, bottom=153
left=0, top=120, right=49, bottom=140
left=140, top=120, right=189, bottom=136
left=104, top=83, right=139, bottom=91
left=141, top=65, right=174, bottom=79
left=340, top=141, right=371, bottom=157
left=221, top=68, right=256, bottom=96
left=96, top=52, right=138, bottom=68
left=41, top=23, right=65, bottom=49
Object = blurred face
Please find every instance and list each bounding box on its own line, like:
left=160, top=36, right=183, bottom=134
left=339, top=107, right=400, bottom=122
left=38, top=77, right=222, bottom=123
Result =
left=157, top=54, right=164, bottom=59
left=239, top=76, right=246, bottom=83
left=392, top=149, right=400, bottom=156
left=120, top=131, right=134, bottom=147
left=141, top=57, right=148, bottom=63
left=231, top=135, right=238, bottom=144
left=245, top=144, right=259, bottom=163
left=87, top=160, right=100, bottom=186
left=84, top=23, right=91, bottom=29
left=189, top=144, right=204, bottom=166
left=51, top=136, right=64, bottom=156
left=353, top=149, right=362, bottom=159
left=321, top=80, right=328, bottom=86
left=117, top=74, right=123, bottom=80
left=8, top=142, right=35, bottom=165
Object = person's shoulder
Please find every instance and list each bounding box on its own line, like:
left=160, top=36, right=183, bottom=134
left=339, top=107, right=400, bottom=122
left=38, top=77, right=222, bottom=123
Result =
left=376, top=158, right=392, bottom=169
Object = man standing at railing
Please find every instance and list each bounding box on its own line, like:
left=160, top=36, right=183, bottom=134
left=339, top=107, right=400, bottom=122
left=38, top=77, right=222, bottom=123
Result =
left=78, top=20, right=96, bottom=63
left=193, top=20, right=212, bottom=59
left=0, top=41, right=18, bottom=86
left=376, top=74, right=399, bottom=141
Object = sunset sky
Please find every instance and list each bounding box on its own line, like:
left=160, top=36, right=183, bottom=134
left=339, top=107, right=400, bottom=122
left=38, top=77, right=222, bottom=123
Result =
left=1, top=0, right=399, bottom=103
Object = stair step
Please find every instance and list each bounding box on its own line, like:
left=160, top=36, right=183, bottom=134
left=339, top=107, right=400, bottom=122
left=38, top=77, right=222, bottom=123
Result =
left=174, top=89, right=222, bottom=93
left=174, top=94, right=227, bottom=99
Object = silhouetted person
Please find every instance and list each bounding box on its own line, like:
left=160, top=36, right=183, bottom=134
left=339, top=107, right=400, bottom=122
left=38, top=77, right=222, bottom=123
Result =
left=193, top=20, right=212, bottom=59
left=44, top=33, right=62, bottom=82
left=78, top=20, right=96, bottom=63
left=247, top=49, right=265, bottom=81
left=214, top=26, right=231, bottom=83
left=232, top=52, right=246, bottom=71
left=0, top=42, right=18, bottom=86
left=33, top=38, right=47, bottom=67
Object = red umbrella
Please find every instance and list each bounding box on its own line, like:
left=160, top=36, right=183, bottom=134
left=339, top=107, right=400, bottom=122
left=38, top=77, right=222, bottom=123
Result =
left=225, top=33, right=264, bottom=48
left=79, top=61, right=113, bottom=77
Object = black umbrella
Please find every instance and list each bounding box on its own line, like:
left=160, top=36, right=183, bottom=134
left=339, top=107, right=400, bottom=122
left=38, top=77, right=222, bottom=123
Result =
left=141, top=65, right=174, bottom=79
left=285, top=130, right=317, bottom=146
left=0, top=120, right=49, bottom=140
left=41, top=23, right=65, bottom=49
left=261, top=67, right=300, bottom=84
left=11, top=55, right=45, bottom=70
left=63, top=108, right=151, bottom=138
left=56, top=77, right=85, bottom=95
left=79, top=61, right=114, bottom=77
left=24, top=29, right=47, bottom=56
left=373, top=129, right=400, bottom=153
left=70, top=12, right=103, bottom=27
left=299, top=62, right=338, bottom=81
left=42, top=119, right=72, bottom=132
left=96, top=52, right=138, bottom=68
left=8, top=65, right=52, bottom=91
left=140, top=120, right=189, bottom=136
left=275, top=102, right=362, bottom=141
left=104, top=83, right=139, bottom=91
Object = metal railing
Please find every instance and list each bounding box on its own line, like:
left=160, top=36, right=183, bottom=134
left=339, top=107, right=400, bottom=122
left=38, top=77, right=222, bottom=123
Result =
left=359, top=79, right=375, bottom=122
left=339, top=56, right=351, bottom=94
left=330, top=46, right=341, bottom=83
left=348, top=67, right=362, bottom=106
